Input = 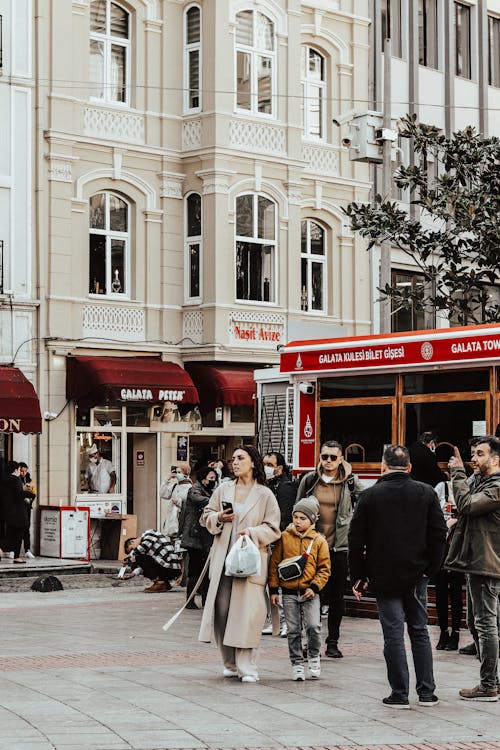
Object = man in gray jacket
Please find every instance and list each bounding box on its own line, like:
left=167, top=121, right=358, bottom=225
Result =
left=296, top=440, right=363, bottom=657
left=446, top=439, right=500, bottom=702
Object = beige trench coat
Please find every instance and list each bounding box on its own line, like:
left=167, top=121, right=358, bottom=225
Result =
left=198, top=480, right=281, bottom=648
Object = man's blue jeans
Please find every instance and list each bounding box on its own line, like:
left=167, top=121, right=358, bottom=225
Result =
left=377, top=577, right=435, bottom=700
left=467, top=574, right=500, bottom=691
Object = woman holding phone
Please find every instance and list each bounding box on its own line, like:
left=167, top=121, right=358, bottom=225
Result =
left=199, top=445, right=280, bottom=682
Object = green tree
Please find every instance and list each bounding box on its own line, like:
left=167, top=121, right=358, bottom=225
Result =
left=344, top=115, right=500, bottom=325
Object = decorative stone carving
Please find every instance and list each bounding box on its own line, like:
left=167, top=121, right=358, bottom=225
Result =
left=229, top=311, right=286, bottom=348
left=195, top=168, right=234, bottom=195
left=82, top=304, right=145, bottom=342
left=46, top=155, right=76, bottom=183
left=158, top=172, right=185, bottom=199
left=83, top=107, right=145, bottom=144
left=301, top=143, right=339, bottom=176
left=183, top=311, right=204, bottom=344
left=229, top=120, right=286, bottom=155
left=182, top=120, right=202, bottom=150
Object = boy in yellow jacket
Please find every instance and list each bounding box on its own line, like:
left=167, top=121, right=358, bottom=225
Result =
left=269, top=497, right=331, bottom=680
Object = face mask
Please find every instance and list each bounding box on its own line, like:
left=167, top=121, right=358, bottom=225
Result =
left=176, top=472, right=185, bottom=481
left=89, top=457, right=97, bottom=464
left=264, top=466, right=275, bottom=480
left=206, top=479, right=216, bottom=491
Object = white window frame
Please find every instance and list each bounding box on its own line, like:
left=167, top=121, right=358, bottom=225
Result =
left=235, top=193, right=277, bottom=305
left=454, top=1, right=472, bottom=80
left=89, top=0, right=131, bottom=106
left=234, top=9, right=276, bottom=119
left=184, top=192, right=202, bottom=304
left=300, top=219, right=327, bottom=315
left=488, top=14, right=500, bottom=88
left=89, top=191, right=130, bottom=299
left=418, top=0, right=439, bottom=70
left=183, top=4, right=202, bottom=113
left=301, top=46, right=326, bottom=141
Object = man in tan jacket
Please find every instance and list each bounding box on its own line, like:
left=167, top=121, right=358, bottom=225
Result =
left=296, top=440, right=363, bottom=657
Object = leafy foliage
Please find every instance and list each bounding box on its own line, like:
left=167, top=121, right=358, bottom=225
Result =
left=344, top=115, right=500, bottom=325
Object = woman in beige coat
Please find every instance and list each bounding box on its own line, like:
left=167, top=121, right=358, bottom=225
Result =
left=199, top=445, right=281, bottom=682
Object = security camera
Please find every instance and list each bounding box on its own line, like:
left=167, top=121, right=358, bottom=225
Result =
left=342, top=136, right=352, bottom=147
left=43, top=411, right=58, bottom=420
left=332, top=109, right=358, bottom=126
left=299, top=382, right=315, bottom=395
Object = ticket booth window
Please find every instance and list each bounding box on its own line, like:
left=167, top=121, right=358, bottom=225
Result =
left=404, top=400, right=487, bottom=459
left=320, top=404, right=393, bottom=463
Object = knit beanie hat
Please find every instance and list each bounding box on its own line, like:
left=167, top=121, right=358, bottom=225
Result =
left=293, top=497, right=319, bottom=524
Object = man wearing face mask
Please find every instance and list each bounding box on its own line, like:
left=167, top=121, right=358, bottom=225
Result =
left=263, top=453, right=297, bottom=531
left=85, top=444, right=116, bottom=493
left=409, top=432, right=447, bottom=487
left=181, top=466, right=217, bottom=608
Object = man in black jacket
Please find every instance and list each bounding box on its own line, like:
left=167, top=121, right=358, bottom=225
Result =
left=409, top=431, right=447, bottom=487
left=1, top=461, right=36, bottom=563
left=349, top=444, right=447, bottom=709
left=263, top=452, right=296, bottom=531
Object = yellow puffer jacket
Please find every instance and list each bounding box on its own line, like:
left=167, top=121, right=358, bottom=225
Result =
left=268, top=524, right=331, bottom=594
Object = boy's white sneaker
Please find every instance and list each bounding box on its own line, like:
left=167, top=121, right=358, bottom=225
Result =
left=292, top=665, right=305, bottom=681
left=308, top=656, right=321, bottom=679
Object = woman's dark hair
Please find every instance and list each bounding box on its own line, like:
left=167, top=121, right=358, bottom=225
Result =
left=235, top=444, right=267, bottom=485
left=124, top=538, right=136, bottom=554
left=197, top=465, right=215, bottom=482
left=7, top=460, right=20, bottom=474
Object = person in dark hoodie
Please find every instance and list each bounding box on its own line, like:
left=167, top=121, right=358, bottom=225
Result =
left=409, top=431, right=447, bottom=487
left=296, top=440, right=363, bottom=658
left=1, top=461, right=36, bottom=563
left=348, top=444, right=447, bottom=709
left=263, top=452, right=297, bottom=531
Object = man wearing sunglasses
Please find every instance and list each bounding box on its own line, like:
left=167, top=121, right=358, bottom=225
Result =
left=296, top=440, right=363, bottom=658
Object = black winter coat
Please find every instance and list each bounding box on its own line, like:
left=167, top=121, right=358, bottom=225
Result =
left=348, top=471, right=447, bottom=597
left=0, top=474, right=36, bottom=527
left=268, top=474, right=297, bottom=531
left=409, top=441, right=447, bottom=487
left=181, top=480, right=213, bottom=552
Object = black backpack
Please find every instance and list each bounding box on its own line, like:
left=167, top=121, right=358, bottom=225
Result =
left=31, top=575, right=64, bottom=592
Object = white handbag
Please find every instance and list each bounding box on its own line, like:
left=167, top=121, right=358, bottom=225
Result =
left=225, top=534, right=261, bottom=578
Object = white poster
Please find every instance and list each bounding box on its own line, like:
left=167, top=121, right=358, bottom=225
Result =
left=40, top=509, right=61, bottom=558
left=472, top=420, right=487, bottom=437
left=61, top=510, right=89, bottom=558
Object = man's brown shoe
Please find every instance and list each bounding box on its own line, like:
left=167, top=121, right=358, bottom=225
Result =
left=144, top=580, right=169, bottom=593
left=459, top=685, right=498, bottom=702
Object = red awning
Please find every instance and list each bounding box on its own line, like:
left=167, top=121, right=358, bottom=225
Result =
left=185, top=363, right=256, bottom=415
left=66, top=356, right=199, bottom=410
left=0, top=366, right=42, bottom=434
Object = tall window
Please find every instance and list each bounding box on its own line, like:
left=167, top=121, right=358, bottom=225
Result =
left=90, top=0, right=130, bottom=104
left=235, top=10, right=275, bottom=116
left=455, top=2, right=471, bottom=79
left=185, top=193, right=202, bottom=301
left=488, top=15, right=500, bottom=87
left=381, top=0, right=403, bottom=58
left=301, top=220, right=326, bottom=313
left=235, top=194, right=276, bottom=303
left=418, top=0, right=438, bottom=68
left=89, top=192, right=129, bottom=296
left=391, top=270, right=428, bottom=332
left=301, top=47, right=326, bottom=140
left=184, top=5, right=201, bottom=111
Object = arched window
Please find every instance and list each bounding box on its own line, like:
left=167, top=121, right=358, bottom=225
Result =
left=301, top=46, right=326, bottom=140
left=301, top=219, right=326, bottom=313
left=236, top=194, right=276, bottom=303
left=89, top=192, right=129, bottom=297
left=90, top=0, right=130, bottom=104
left=184, top=5, right=202, bottom=112
left=235, top=10, right=275, bottom=116
left=185, top=193, right=202, bottom=302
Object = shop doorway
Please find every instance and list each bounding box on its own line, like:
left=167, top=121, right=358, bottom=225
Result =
left=127, top=434, right=157, bottom=535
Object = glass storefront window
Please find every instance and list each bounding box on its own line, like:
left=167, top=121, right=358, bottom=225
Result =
left=126, top=405, right=150, bottom=427
left=230, top=405, right=254, bottom=423
left=78, top=431, right=121, bottom=494
left=320, top=375, right=396, bottom=399
left=405, top=400, right=486, bottom=459
left=404, top=370, right=489, bottom=394
left=92, top=406, right=122, bottom=426
left=320, top=405, right=393, bottom=463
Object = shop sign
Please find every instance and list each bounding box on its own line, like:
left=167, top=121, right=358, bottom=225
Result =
left=136, top=450, right=145, bottom=467
left=229, top=312, right=286, bottom=348
left=0, top=418, right=22, bottom=432
left=297, top=389, right=316, bottom=472
left=120, top=388, right=186, bottom=402
left=281, top=327, right=500, bottom=375
left=177, top=435, right=188, bottom=462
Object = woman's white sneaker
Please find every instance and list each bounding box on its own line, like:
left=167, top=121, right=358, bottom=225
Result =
left=223, top=668, right=238, bottom=678
left=25, top=550, right=36, bottom=559
left=308, top=656, right=321, bottom=679
left=292, top=665, right=305, bottom=681
left=241, top=675, right=259, bottom=683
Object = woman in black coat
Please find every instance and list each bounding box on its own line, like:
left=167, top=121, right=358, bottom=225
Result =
left=1, top=461, right=36, bottom=563
left=180, top=466, right=217, bottom=608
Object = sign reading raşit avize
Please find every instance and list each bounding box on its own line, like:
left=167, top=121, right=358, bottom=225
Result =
left=280, top=326, right=500, bottom=374
left=120, top=388, right=186, bottom=402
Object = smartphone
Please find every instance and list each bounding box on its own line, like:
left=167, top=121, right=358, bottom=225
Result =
left=353, top=579, right=365, bottom=594
left=171, top=465, right=177, bottom=472
left=222, top=501, right=233, bottom=513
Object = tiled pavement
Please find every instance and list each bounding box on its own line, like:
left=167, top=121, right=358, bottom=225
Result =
left=0, top=585, right=498, bottom=750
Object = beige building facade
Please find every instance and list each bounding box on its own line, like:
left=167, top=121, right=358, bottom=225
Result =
left=31, top=0, right=371, bottom=532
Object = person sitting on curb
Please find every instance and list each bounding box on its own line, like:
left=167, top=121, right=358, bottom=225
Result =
left=123, top=530, right=182, bottom=593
